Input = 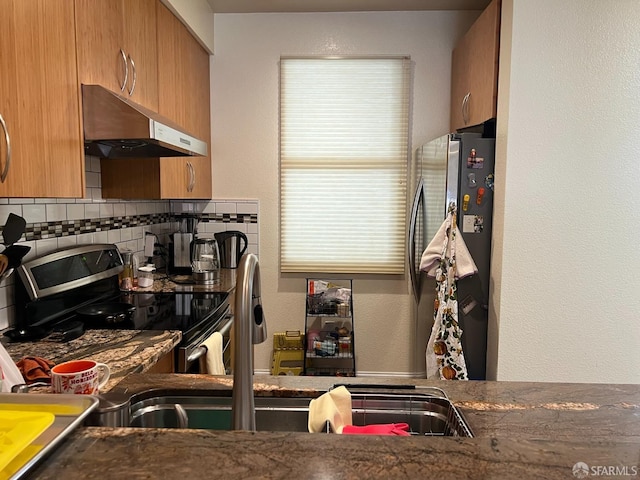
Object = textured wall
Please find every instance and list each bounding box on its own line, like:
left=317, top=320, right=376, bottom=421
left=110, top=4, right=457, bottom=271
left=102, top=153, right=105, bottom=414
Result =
left=211, top=11, right=478, bottom=375
left=490, top=0, right=640, bottom=383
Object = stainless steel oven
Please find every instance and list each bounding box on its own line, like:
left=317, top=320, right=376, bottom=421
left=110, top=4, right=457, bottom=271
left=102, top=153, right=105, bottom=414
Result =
left=6, top=244, right=232, bottom=373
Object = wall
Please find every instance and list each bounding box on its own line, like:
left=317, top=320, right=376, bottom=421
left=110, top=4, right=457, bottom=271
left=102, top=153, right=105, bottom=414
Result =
left=160, top=0, right=215, bottom=53
left=489, top=0, right=640, bottom=383
left=211, top=11, right=479, bottom=375
left=0, top=155, right=259, bottom=331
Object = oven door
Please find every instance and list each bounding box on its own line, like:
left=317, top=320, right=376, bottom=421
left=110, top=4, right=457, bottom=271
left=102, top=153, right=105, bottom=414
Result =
left=177, top=308, right=232, bottom=373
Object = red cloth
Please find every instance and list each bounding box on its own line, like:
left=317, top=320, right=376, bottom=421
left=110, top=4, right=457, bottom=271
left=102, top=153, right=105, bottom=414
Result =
left=342, top=423, right=411, bottom=436
left=16, top=356, right=55, bottom=383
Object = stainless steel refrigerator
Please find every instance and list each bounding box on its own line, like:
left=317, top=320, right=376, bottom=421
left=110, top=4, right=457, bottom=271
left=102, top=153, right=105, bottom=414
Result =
left=409, top=132, right=495, bottom=380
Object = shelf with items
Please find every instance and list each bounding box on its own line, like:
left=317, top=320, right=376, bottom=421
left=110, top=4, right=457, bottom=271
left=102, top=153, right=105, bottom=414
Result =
left=304, top=279, right=355, bottom=377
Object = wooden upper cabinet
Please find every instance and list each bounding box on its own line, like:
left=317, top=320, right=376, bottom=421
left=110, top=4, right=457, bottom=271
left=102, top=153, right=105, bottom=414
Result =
left=157, top=3, right=211, bottom=199
left=101, top=3, right=211, bottom=200
left=450, top=0, right=501, bottom=131
left=0, top=0, right=84, bottom=198
left=75, top=0, right=158, bottom=112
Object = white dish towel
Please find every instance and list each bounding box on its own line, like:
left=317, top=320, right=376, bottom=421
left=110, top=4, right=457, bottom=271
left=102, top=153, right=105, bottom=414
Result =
left=308, top=386, right=352, bottom=434
left=201, top=332, right=225, bottom=375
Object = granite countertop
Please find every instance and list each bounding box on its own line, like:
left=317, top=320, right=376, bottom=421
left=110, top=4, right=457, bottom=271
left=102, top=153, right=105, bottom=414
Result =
left=2, top=266, right=236, bottom=389
left=25, top=374, right=640, bottom=480
left=133, top=269, right=236, bottom=294
left=2, top=329, right=181, bottom=392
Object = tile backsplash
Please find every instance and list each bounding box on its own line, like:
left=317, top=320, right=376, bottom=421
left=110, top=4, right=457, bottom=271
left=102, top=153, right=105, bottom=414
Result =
left=0, top=155, right=259, bottom=330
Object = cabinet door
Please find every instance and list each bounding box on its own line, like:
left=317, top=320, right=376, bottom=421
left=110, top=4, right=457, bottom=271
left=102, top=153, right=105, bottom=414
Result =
left=158, top=156, right=210, bottom=199
left=450, top=0, right=500, bottom=131
left=157, top=3, right=211, bottom=199
left=75, top=0, right=158, bottom=111
left=75, top=0, right=126, bottom=96
left=0, top=0, right=84, bottom=198
left=157, top=3, right=190, bottom=128
left=101, top=3, right=210, bottom=200
left=122, top=0, right=158, bottom=111
left=450, top=41, right=471, bottom=132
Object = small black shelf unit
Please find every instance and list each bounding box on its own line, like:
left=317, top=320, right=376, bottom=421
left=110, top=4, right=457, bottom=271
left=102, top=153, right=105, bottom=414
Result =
left=303, top=279, right=355, bottom=377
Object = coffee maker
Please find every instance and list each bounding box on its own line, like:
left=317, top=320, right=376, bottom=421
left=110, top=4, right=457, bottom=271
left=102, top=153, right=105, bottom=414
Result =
left=170, top=216, right=197, bottom=274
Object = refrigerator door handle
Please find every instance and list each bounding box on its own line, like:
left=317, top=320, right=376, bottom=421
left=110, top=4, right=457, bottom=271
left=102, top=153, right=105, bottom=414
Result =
left=408, top=179, right=426, bottom=302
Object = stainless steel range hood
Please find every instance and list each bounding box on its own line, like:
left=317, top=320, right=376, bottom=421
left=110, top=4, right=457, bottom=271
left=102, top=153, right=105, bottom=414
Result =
left=82, top=84, right=207, bottom=158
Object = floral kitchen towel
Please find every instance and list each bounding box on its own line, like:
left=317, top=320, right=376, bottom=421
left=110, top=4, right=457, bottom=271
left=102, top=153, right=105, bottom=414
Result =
left=422, top=207, right=471, bottom=380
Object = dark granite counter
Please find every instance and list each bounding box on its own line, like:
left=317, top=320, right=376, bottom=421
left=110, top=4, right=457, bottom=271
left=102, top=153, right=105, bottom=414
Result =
left=25, top=374, right=640, bottom=479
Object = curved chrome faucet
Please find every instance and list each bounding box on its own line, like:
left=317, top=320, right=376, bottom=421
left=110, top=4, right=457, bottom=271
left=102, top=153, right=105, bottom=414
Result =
left=232, top=253, right=267, bottom=430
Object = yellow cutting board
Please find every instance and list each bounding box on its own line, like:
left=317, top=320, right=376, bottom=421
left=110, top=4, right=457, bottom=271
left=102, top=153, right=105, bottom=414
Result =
left=0, top=410, right=55, bottom=472
left=0, top=403, right=83, bottom=416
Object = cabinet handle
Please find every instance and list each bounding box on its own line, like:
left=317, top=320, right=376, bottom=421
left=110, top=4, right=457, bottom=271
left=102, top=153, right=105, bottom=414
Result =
left=119, top=49, right=129, bottom=93
left=187, top=161, right=196, bottom=192
left=461, top=93, right=467, bottom=125
left=462, top=92, right=471, bottom=125
left=127, top=54, right=137, bottom=97
left=185, top=161, right=194, bottom=192
left=0, top=113, right=11, bottom=183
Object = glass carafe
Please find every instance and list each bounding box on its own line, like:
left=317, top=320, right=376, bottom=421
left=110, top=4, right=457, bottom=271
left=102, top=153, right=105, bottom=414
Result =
left=191, top=238, right=220, bottom=284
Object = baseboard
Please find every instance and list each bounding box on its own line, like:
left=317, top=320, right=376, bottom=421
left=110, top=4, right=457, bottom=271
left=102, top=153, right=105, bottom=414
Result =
left=255, top=369, right=427, bottom=378
left=355, top=371, right=426, bottom=379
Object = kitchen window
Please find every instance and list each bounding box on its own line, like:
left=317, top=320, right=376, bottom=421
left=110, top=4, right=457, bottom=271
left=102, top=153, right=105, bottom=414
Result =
left=279, top=56, right=411, bottom=274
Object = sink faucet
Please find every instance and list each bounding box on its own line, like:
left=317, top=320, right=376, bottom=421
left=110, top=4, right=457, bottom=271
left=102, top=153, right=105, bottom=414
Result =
left=232, top=253, right=267, bottom=430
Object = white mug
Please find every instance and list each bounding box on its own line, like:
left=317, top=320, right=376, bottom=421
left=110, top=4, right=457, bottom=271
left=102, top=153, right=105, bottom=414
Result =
left=51, top=360, right=111, bottom=395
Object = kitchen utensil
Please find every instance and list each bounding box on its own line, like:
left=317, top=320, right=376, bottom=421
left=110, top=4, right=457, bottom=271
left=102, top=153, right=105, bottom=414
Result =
left=3, top=320, right=83, bottom=344
left=3, top=326, right=52, bottom=343
left=1, top=213, right=26, bottom=247
left=0, top=393, right=99, bottom=479
left=75, top=302, right=136, bottom=325
left=51, top=360, right=111, bottom=395
left=0, top=214, right=30, bottom=283
left=214, top=231, right=248, bottom=269
left=191, top=238, right=220, bottom=284
left=0, top=410, right=55, bottom=471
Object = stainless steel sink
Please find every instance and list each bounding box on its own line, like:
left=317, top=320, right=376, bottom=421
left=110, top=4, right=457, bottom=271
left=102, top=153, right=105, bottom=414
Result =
left=128, top=387, right=473, bottom=437
left=130, top=395, right=310, bottom=432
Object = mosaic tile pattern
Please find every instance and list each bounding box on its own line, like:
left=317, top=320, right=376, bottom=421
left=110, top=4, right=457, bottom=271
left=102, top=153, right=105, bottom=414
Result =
left=18, top=213, right=257, bottom=242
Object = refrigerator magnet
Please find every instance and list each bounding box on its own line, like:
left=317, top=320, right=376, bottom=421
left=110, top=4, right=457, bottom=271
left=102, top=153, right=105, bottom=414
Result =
left=467, top=149, right=484, bottom=169
left=463, top=215, right=484, bottom=233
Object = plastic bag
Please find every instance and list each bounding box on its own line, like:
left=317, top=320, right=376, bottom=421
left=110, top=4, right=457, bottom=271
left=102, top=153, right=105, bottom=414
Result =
left=0, top=342, right=25, bottom=392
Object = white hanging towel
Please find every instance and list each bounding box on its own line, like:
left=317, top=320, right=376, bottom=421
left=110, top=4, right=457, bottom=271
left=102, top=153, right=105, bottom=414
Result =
left=419, top=217, right=478, bottom=279
left=421, top=207, right=476, bottom=380
left=201, top=332, right=225, bottom=375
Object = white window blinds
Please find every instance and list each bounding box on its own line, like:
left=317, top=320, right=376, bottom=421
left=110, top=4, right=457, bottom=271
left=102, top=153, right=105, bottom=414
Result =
left=280, top=57, right=411, bottom=274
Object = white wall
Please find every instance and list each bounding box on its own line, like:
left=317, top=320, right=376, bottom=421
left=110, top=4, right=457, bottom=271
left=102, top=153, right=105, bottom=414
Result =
left=160, top=0, right=215, bottom=53
left=490, top=0, right=640, bottom=383
left=211, top=11, right=478, bottom=375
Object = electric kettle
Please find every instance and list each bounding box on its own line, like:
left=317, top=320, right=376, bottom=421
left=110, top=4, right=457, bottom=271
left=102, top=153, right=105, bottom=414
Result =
left=214, top=231, right=248, bottom=269
left=191, top=238, right=220, bottom=284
